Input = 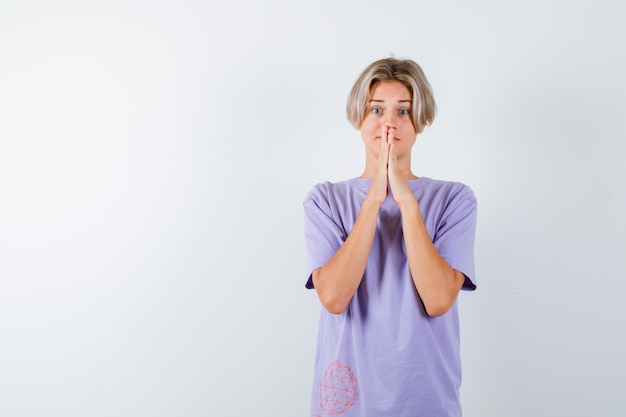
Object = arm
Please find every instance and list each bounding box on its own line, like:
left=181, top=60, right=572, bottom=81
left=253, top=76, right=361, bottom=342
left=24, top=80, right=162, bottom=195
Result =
left=388, top=144, right=465, bottom=317
left=312, top=134, right=390, bottom=315
left=398, top=201, right=465, bottom=316
left=312, top=198, right=381, bottom=314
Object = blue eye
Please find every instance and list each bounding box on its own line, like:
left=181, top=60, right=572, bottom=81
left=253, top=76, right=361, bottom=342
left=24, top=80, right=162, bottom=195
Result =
left=372, top=107, right=382, bottom=114
left=399, top=108, right=410, bottom=116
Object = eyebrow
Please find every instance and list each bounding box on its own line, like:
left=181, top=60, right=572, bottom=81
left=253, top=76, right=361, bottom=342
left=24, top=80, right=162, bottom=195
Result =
left=369, top=99, right=412, bottom=103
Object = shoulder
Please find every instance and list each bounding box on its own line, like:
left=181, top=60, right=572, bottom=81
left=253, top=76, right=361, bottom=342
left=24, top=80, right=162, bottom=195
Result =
left=414, top=178, right=477, bottom=223
left=415, top=177, right=476, bottom=204
left=303, top=178, right=362, bottom=206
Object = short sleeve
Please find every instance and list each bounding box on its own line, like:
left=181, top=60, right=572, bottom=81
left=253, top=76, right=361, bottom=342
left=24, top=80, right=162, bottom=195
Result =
left=303, top=184, right=346, bottom=289
left=433, top=186, right=478, bottom=291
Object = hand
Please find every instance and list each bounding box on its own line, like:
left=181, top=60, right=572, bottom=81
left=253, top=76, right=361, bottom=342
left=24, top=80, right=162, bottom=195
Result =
left=364, top=125, right=391, bottom=204
left=387, top=129, right=417, bottom=207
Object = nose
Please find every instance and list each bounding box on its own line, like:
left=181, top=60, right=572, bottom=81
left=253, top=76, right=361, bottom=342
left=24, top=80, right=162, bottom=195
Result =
left=382, top=114, right=398, bottom=129
left=382, top=120, right=397, bottom=130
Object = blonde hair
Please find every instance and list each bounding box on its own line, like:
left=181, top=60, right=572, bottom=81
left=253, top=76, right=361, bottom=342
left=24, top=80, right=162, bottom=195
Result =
left=346, top=58, right=437, bottom=131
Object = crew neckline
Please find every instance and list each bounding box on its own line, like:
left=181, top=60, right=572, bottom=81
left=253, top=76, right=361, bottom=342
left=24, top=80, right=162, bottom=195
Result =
left=350, top=176, right=428, bottom=190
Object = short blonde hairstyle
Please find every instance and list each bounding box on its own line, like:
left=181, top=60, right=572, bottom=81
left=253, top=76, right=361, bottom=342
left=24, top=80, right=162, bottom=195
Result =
left=346, top=58, right=437, bottom=131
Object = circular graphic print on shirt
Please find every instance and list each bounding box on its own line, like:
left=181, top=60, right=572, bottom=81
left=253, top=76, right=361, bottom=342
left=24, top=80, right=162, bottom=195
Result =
left=319, top=361, right=358, bottom=414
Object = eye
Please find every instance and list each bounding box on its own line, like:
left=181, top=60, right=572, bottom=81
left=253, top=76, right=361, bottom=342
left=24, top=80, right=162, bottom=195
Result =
left=371, top=107, right=382, bottom=115
left=399, top=108, right=410, bottom=116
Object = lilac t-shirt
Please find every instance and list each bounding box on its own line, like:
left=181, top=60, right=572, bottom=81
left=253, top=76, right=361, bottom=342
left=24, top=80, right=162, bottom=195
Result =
left=303, top=177, right=477, bottom=417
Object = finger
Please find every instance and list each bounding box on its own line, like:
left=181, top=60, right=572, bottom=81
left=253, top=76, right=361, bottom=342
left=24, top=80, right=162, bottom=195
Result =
left=383, top=137, right=391, bottom=167
left=379, top=127, right=389, bottom=158
left=388, top=143, right=396, bottom=171
left=380, top=126, right=387, bottom=153
left=388, top=144, right=403, bottom=191
left=378, top=140, right=387, bottom=173
left=387, top=127, right=395, bottom=144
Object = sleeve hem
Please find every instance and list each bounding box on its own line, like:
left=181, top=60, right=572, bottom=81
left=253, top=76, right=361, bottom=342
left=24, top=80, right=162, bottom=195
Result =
left=305, top=274, right=314, bottom=289
left=461, top=275, right=477, bottom=291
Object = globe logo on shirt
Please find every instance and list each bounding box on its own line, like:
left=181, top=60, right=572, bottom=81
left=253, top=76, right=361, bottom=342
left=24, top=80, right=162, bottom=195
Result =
left=319, top=361, right=358, bottom=414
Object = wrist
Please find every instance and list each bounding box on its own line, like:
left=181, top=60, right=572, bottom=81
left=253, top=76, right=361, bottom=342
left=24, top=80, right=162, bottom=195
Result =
left=397, top=198, right=419, bottom=213
left=362, top=195, right=384, bottom=210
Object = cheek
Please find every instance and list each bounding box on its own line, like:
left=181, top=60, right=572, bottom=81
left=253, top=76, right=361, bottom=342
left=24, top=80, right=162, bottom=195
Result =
left=360, top=120, right=378, bottom=135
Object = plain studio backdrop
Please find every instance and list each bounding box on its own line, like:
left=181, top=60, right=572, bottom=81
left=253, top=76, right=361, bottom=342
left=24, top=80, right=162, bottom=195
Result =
left=1, top=0, right=625, bottom=416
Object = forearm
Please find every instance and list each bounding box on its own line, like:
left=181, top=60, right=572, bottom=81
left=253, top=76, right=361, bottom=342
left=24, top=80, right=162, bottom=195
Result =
left=313, top=199, right=381, bottom=314
left=399, top=201, right=465, bottom=316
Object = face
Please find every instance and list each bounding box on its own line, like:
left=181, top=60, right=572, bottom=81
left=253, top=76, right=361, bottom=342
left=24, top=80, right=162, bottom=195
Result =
left=359, top=81, right=419, bottom=159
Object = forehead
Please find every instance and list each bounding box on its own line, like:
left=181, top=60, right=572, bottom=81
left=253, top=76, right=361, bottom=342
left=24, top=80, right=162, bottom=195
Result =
left=369, top=80, right=412, bottom=100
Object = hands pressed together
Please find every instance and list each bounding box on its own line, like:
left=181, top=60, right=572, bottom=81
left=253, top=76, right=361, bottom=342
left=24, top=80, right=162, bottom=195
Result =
left=367, top=124, right=418, bottom=208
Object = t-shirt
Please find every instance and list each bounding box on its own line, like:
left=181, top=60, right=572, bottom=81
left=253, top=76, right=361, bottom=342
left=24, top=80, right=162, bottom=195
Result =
left=303, top=176, right=477, bottom=417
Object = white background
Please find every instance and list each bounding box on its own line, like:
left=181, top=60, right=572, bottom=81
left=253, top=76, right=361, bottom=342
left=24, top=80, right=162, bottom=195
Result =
left=1, top=0, right=625, bottom=416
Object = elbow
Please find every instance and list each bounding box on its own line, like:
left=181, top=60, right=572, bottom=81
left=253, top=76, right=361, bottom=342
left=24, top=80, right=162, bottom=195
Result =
left=312, top=268, right=349, bottom=314
left=422, top=297, right=455, bottom=317
left=325, top=305, right=347, bottom=315
left=422, top=270, right=465, bottom=317
left=319, top=294, right=349, bottom=315
left=424, top=303, right=449, bottom=317
left=328, top=304, right=348, bottom=315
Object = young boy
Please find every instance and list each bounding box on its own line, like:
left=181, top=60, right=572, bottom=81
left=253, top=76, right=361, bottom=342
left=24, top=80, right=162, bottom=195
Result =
left=304, top=57, right=477, bottom=416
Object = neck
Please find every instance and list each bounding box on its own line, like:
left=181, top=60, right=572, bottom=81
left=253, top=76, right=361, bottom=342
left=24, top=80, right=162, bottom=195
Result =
left=360, top=159, right=417, bottom=180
